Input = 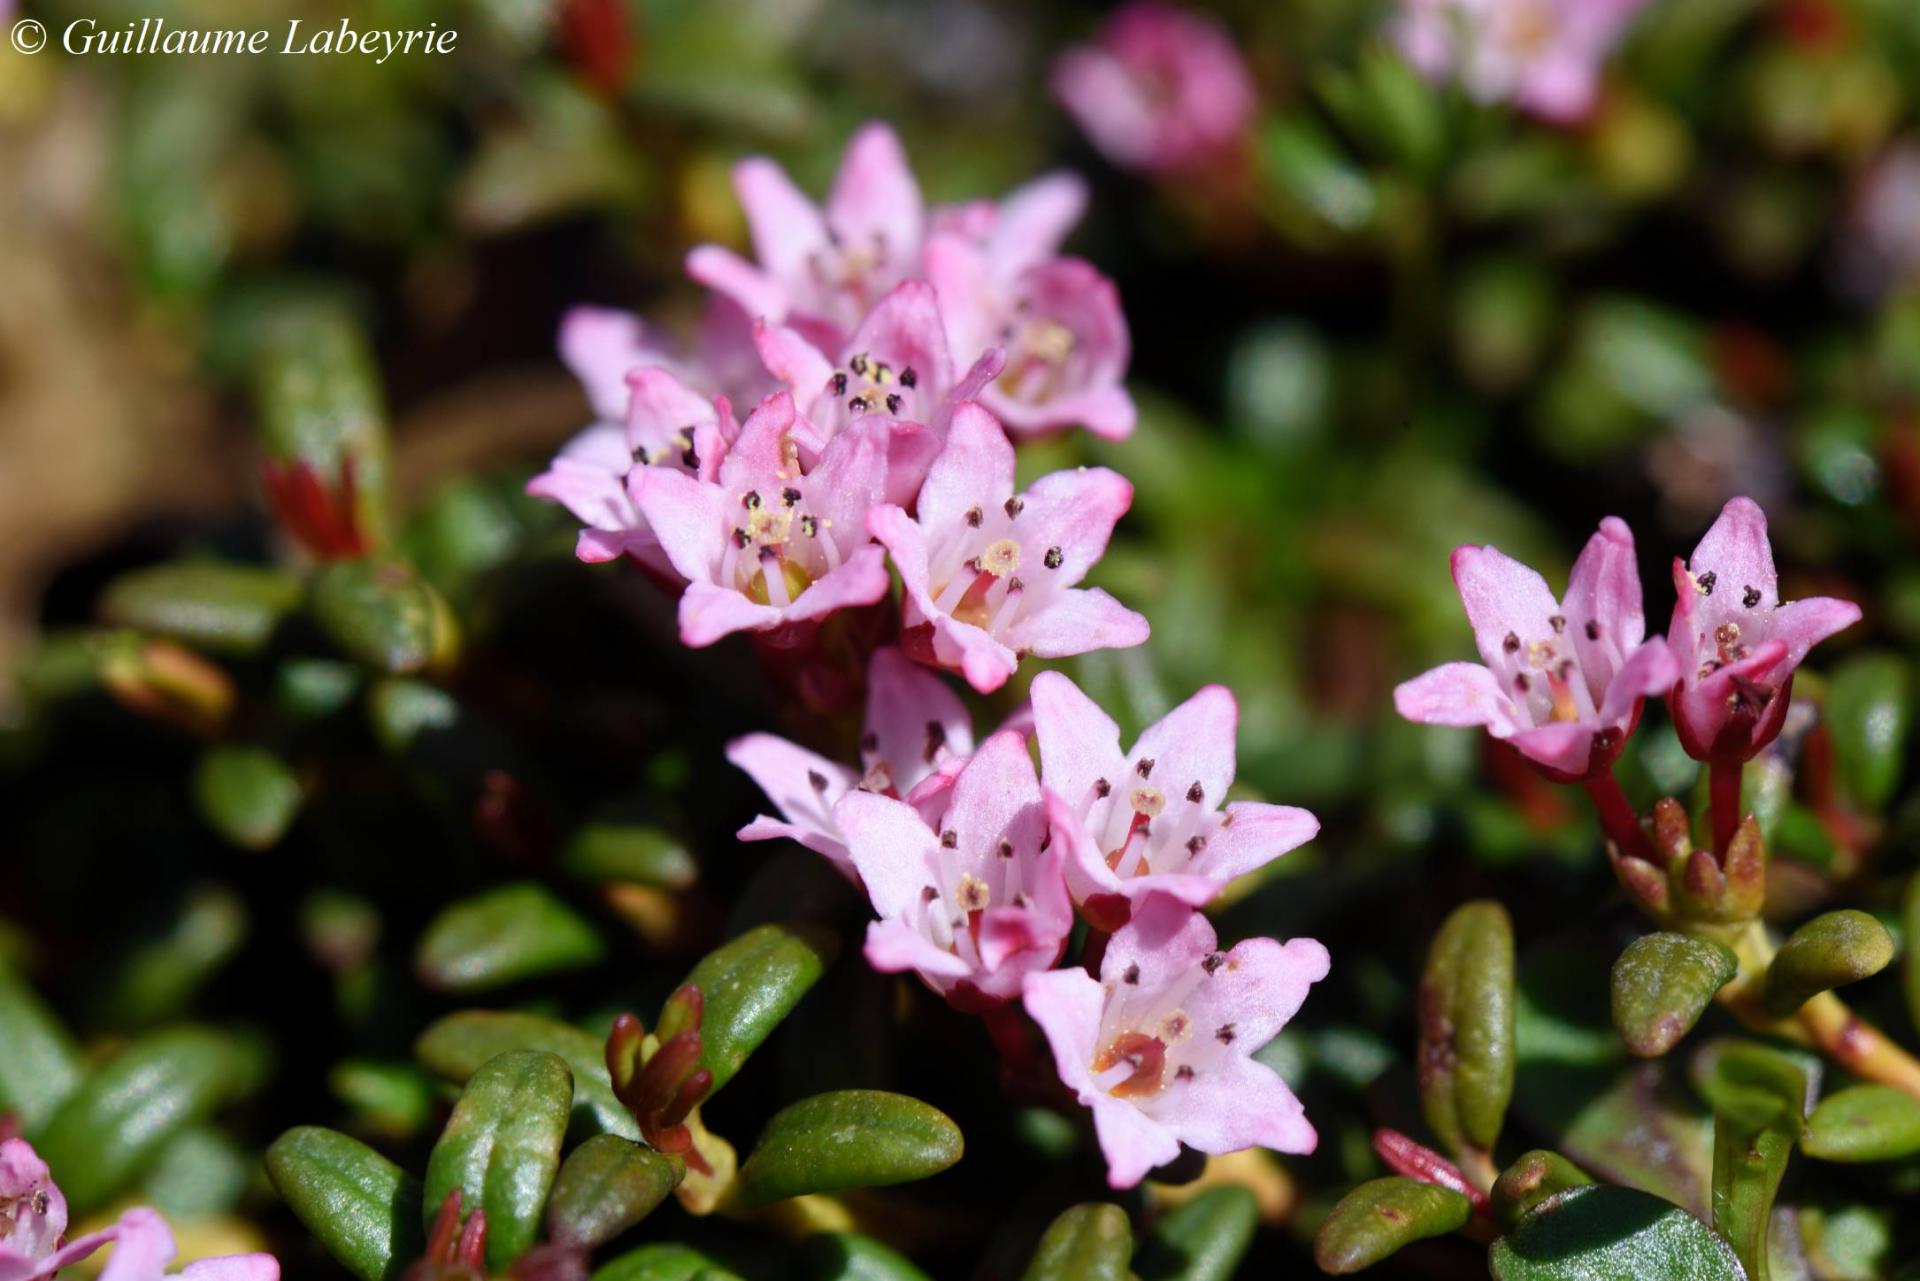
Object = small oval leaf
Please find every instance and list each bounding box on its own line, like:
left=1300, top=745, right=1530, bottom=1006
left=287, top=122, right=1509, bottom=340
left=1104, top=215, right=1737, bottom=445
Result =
left=310, top=559, right=448, bottom=674
left=1022, top=1203, right=1132, bottom=1281
left=100, top=561, right=303, bottom=656
left=1313, top=1177, right=1473, bottom=1275
left=35, top=1026, right=235, bottom=1210
left=1419, top=900, right=1516, bottom=1157
left=794, top=1232, right=933, bottom=1281
left=1489, top=1185, right=1744, bottom=1280
left=416, top=883, right=606, bottom=993
left=423, top=1050, right=573, bottom=1269
left=0, top=967, right=84, bottom=1131
left=562, top=824, right=698, bottom=891
left=1763, top=910, right=1895, bottom=1018
left=266, top=1126, right=424, bottom=1281
left=1802, top=1084, right=1920, bottom=1162
left=1135, top=1185, right=1258, bottom=1281
left=1491, top=1150, right=1592, bottom=1228
left=669, top=923, right=838, bottom=1099
left=1611, top=933, right=1737, bottom=1057
left=546, top=1133, right=681, bottom=1249
left=416, top=1010, right=636, bottom=1140
left=195, top=746, right=303, bottom=850
left=737, top=1090, right=961, bottom=1206
left=591, top=1243, right=747, bottom=1281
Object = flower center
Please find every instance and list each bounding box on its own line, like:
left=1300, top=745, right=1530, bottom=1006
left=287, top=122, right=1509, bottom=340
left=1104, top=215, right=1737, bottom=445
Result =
left=1092, top=1030, right=1167, bottom=1098
left=1496, top=617, right=1597, bottom=728
left=828, top=352, right=921, bottom=421
left=726, top=483, right=841, bottom=608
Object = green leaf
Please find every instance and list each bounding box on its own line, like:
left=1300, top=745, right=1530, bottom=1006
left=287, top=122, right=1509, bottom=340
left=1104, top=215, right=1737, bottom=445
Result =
left=98, top=561, right=302, bottom=656
left=546, top=1134, right=681, bottom=1249
left=266, top=1126, right=425, bottom=1281
left=1611, top=933, right=1738, bottom=1057
left=1489, top=1185, right=1744, bottom=1280
left=274, top=658, right=363, bottom=722
left=1802, top=1084, right=1920, bottom=1162
left=736, top=1090, right=962, bottom=1206
left=1419, top=900, right=1516, bottom=1158
left=1824, top=653, right=1909, bottom=810
left=1258, top=117, right=1377, bottom=235
left=310, top=560, right=451, bottom=675
left=194, top=747, right=303, bottom=850
left=1902, top=872, right=1920, bottom=1038
left=1491, top=1151, right=1593, bottom=1228
left=1762, top=910, right=1895, bottom=1017
left=423, top=1050, right=573, bottom=1269
left=1693, top=1040, right=1806, bottom=1281
left=35, top=1026, right=235, bottom=1210
left=591, top=1243, right=746, bottom=1281
left=562, top=823, right=699, bottom=891
left=416, top=1010, right=636, bottom=1140
left=329, top=1059, right=438, bottom=1141
left=93, top=884, right=249, bottom=1026
left=415, top=883, right=605, bottom=993
left=1021, top=1203, right=1133, bottom=1281
left=666, top=923, right=838, bottom=1099
left=1134, top=1186, right=1259, bottom=1281
left=1313, top=1177, right=1473, bottom=1274
left=0, top=966, right=84, bottom=1131
left=793, top=1233, right=933, bottom=1281
left=140, top=1125, right=251, bottom=1219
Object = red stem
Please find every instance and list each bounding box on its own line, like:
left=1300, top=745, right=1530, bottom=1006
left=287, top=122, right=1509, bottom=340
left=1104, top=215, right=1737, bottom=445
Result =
left=1583, top=771, right=1654, bottom=861
left=1710, top=754, right=1742, bottom=856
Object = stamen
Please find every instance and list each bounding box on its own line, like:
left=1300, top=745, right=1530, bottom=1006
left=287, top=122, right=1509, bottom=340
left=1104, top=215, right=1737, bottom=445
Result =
left=808, top=770, right=829, bottom=793
left=965, top=506, right=983, bottom=528
left=1503, top=632, right=1520, bottom=653
left=1044, top=546, right=1064, bottom=569
left=1004, top=496, right=1024, bottom=519
left=1697, top=570, right=1717, bottom=596
left=1186, top=781, right=1204, bottom=803
left=1130, top=785, right=1165, bottom=817
left=956, top=874, right=990, bottom=912
left=1742, top=585, right=1761, bottom=608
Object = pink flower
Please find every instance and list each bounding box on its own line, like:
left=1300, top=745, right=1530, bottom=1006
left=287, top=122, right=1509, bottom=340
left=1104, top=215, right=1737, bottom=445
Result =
left=635, top=392, right=930, bottom=647
left=926, top=237, right=1135, bottom=441
left=1023, top=894, right=1327, bottom=1189
left=869, top=403, right=1149, bottom=694
left=728, top=646, right=975, bottom=880
left=755, top=281, right=1004, bottom=500
left=1032, top=673, right=1318, bottom=927
left=1392, top=0, right=1654, bottom=123
left=1394, top=517, right=1679, bottom=780
left=1667, top=497, right=1861, bottom=761
left=1051, top=1, right=1258, bottom=177
left=0, top=1141, right=275, bottom=1281
left=687, top=123, right=925, bottom=352
left=835, top=729, right=1073, bottom=1010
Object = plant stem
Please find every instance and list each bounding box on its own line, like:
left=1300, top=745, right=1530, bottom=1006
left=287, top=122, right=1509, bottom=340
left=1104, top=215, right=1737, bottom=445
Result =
left=1582, top=771, right=1653, bottom=861
left=1709, top=754, right=1743, bottom=856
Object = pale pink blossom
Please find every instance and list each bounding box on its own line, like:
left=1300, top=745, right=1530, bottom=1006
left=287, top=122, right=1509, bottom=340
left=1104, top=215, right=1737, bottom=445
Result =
left=869, top=403, right=1149, bottom=694
left=728, top=647, right=975, bottom=880
left=835, top=729, right=1073, bottom=1011
left=1395, top=517, right=1678, bottom=780
left=1032, top=673, right=1317, bottom=927
left=1392, top=0, right=1654, bottom=123
left=1667, top=498, right=1861, bottom=761
left=635, top=392, right=931, bottom=647
left=1051, top=1, right=1258, bottom=177
left=929, top=172, right=1090, bottom=283
left=1023, top=894, right=1327, bottom=1189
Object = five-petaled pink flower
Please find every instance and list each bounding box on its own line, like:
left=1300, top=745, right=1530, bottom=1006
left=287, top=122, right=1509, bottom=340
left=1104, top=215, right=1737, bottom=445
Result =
left=1394, top=517, right=1679, bottom=780
left=1, top=1140, right=277, bottom=1281
left=1032, top=672, right=1318, bottom=928
left=869, top=403, right=1149, bottom=694
left=688, top=123, right=924, bottom=353
left=635, top=391, right=934, bottom=647
left=1023, top=893, right=1327, bottom=1189
left=728, top=646, right=975, bottom=881
left=1051, top=1, right=1258, bottom=178
left=1392, top=0, right=1654, bottom=123
left=835, top=729, right=1073, bottom=1011
left=1667, top=497, right=1861, bottom=762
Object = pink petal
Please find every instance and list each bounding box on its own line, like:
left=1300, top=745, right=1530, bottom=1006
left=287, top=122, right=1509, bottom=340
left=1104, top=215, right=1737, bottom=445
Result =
left=1770, top=596, right=1863, bottom=666
left=1392, top=663, right=1520, bottom=734
left=836, top=789, right=942, bottom=919
left=734, top=157, right=830, bottom=293
left=1011, top=466, right=1134, bottom=585
left=626, top=368, right=718, bottom=452
left=783, top=545, right=894, bottom=627
left=916, top=403, right=1017, bottom=535
left=941, top=730, right=1045, bottom=871
left=934, top=614, right=1022, bottom=693
left=1181, top=934, right=1330, bottom=1053
left=631, top=469, right=727, bottom=585
left=684, top=246, right=788, bottom=328
left=725, top=734, right=855, bottom=828
left=575, top=528, right=660, bottom=569
left=1052, top=49, right=1159, bottom=171
left=1150, top=1054, right=1316, bottom=1158
left=865, top=647, right=973, bottom=792
left=1031, top=671, right=1127, bottom=820
left=996, top=383, right=1136, bottom=441
left=736, top=815, right=854, bottom=877
left=558, top=307, right=648, bottom=421
left=676, top=582, right=782, bottom=647
left=1194, top=802, right=1319, bottom=884
left=826, top=123, right=923, bottom=271
left=864, top=918, right=971, bottom=979
left=1451, top=543, right=1564, bottom=672
left=98, top=1209, right=175, bottom=1281
left=1021, top=966, right=1105, bottom=1097
left=1045, top=787, right=1122, bottom=905
left=806, top=417, right=909, bottom=536
left=753, top=322, right=836, bottom=415
left=1130, top=685, right=1237, bottom=815
left=950, top=348, right=1008, bottom=407
left=845, top=281, right=953, bottom=400
left=1507, top=722, right=1599, bottom=777
left=177, top=1258, right=279, bottom=1281
left=3, top=1227, right=119, bottom=1281
left=868, top=504, right=936, bottom=612
left=1687, top=496, right=1778, bottom=608
left=1594, top=638, right=1679, bottom=726
left=0, top=1140, right=64, bottom=1262
left=990, top=173, right=1088, bottom=274
left=999, top=589, right=1150, bottom=661
left=1089, top=1091, right=1183, bottom=1189
left=1564, top=516, right=1645, bottom=671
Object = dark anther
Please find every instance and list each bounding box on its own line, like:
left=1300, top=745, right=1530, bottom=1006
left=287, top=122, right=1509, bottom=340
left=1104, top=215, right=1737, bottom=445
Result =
left=1123, top=963, right=1140, bottom=985
left=800, top=515, right=819, bottom=537
left=1044, top=546, right=1064, bottom=569
left=1136, top=758, right=1155, bottom=777
left=782, top=487, right=801, bottom=506
left=1175, top=1065, right=1195, bottom=1081
left=1549, top=614, right=1565, bottom=633
left=965, top=506, right=983, bottom=527
left=733, top=528, right=751, bottom=548
left=886, top=394, right=903, bottom=414
left=1743, top=585, right=1761, bottom=608
left=997, top=839, right=1014, bottom=859
left=1202, top=952, right=1225, bottom=974
left=1004, top=496, right=1024, bottom=518
left=860, top=731, right=880, bottom=752
left=1698, top=570, right=1717, bottom=595
left=1094, top=778, right=1111, bottom=797
left=1514, top=673, right=1530, bottom=692
left=1216, top=1024, right=1236, bottom=1045
left=742, top=490, right=761, bottom=509
left=808, top=770, right=828, bottom=793
left=940, top=830, right=958, bottom=848
left=899, top=367, right=918, bottom=387
left=1186, top=836, right=1206, bottom=854
left=1585, top=619, right=1601, bottom=640
left=830, top=372, right=848, bottom=395
left=1503, top=632, right=1520, bottom=653
left=924, top=720, right=947, bottom=761
left=1186, top=781, right=1204, bottom=803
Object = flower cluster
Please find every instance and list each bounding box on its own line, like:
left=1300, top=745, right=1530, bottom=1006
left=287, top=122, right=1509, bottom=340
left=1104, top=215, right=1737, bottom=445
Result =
left=0, top=1138, right=276, bottom=1281
left=1391, top=0, right=1656, bottom=122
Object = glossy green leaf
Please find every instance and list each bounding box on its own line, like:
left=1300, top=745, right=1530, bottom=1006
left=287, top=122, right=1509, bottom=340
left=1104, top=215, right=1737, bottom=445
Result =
left=310, top=560, right=450, bottom=675
left=1489, top=1185, right=1744, bottom=1280
left=194, top=747, right=302, bottom=850
left=0, top=966, right=84, bottom=1131
left=1419, top=899, right=1516, bottom=1158
left=793, top=1232, right=933, bottom=1281
left=737, top=1090, right=962, bottom=1206
left=35, top=1026, right=235, bottom=1210
left=266, top=1126, right=424, bottom=1281
left=1611, top=933, right=1737, bottom=1057
left=415, top=883, right=605, bottom=992
left=416, top=1010, right=636, bottom=1140
left=562, top=823, right=698, bottom=891
left=329, top=1059, right=438, bottom=1141
left=1021, top=1203, right=1132, bottom=1281
left=546, top=1133, right=681, bottom=1249
left=1313, top=1177, right=1472, bottom=1275
left=1693, top=1040, right=1805, bottom=1281
left=1763, top=910, right=1894, bottom=1017
left=1824, top=653, right=1909, bottom=810
left=591, top=1244, right=746, bottom=1281
left=666, top=923, right=837, bottom=1098
left=1802, top=1084, right=1920, bottom=1162
left=99, top=561, right=302, bottom=656
left=93, top=884, right=249, bottom=1026
left=1135, top=1186, right=1258, bottom=1281
left=423, top=1050, right=573, bottom=1269
left=1491, top=1150, right=1593, bottom=1228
